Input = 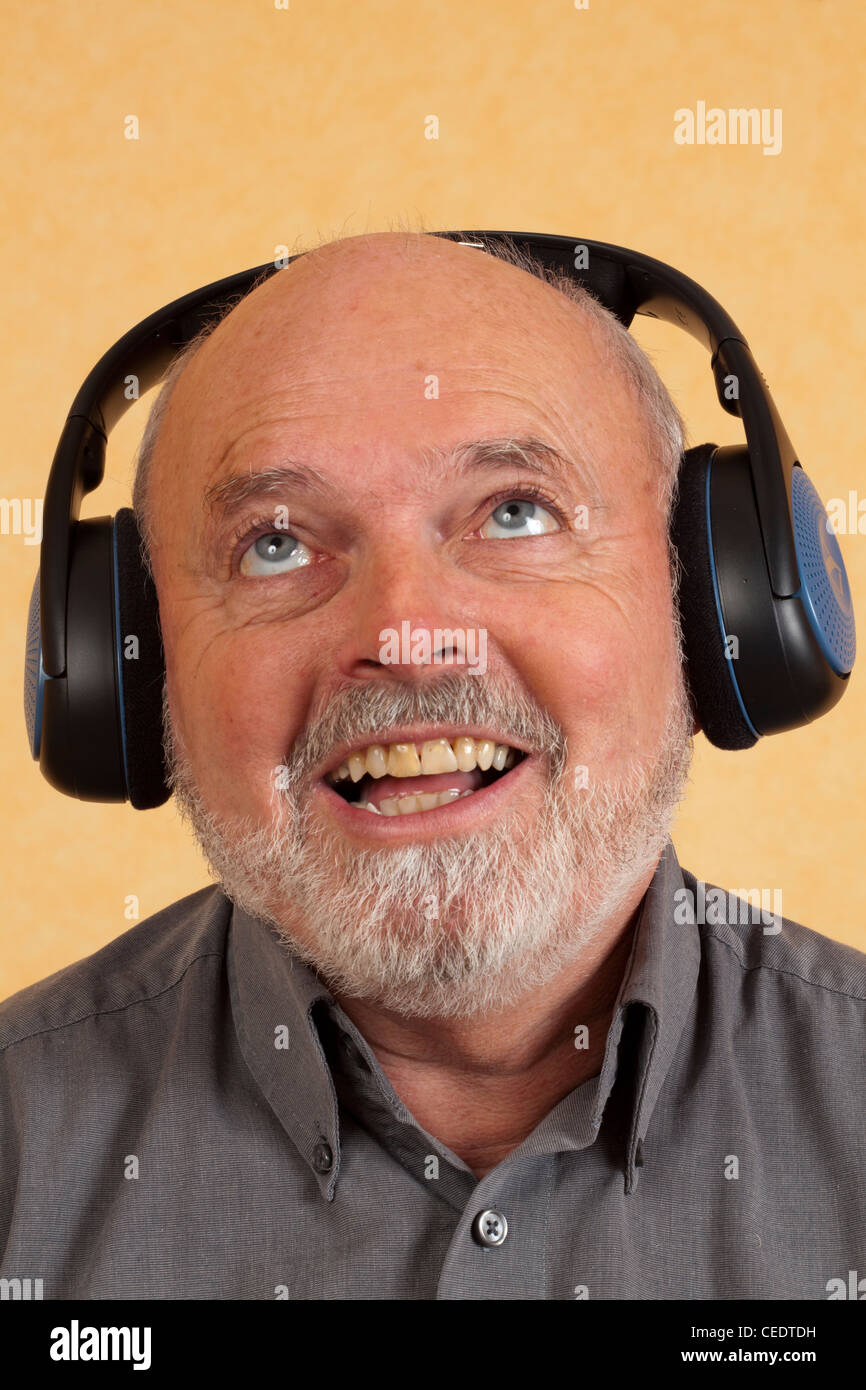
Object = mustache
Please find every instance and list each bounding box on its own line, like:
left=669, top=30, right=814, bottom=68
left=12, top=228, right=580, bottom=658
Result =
left=279, top=671, right=570, bottom=786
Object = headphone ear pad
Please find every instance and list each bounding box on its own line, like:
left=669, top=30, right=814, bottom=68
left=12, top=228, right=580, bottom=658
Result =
left=670, top=444, right=758, bottom=750
left=113, top=508, right=170, bottom=808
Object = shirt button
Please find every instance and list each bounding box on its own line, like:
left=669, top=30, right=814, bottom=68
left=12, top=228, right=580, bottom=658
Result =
left=312, top=1140, right=333, bottom=1173
left=471, top=1208, right=508, bottom=1247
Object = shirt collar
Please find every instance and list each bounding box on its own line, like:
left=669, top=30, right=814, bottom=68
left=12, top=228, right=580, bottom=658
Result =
left=594, top=836, right=701, bottom=1191
left=227, top=836, right=700, bottom=1200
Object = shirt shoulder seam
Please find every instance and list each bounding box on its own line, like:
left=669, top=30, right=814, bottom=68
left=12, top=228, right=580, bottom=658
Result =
left=700, top=927, right=866, bottom=1003
left=0, top=949, right=226, bottom=1056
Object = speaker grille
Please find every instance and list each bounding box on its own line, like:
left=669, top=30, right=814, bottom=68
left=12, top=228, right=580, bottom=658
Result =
left=791, top=467, right=856, bottom=675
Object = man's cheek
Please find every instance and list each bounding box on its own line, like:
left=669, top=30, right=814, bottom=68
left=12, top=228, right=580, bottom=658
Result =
left=551, top=629, right=628, bottom=721
left=574, top=641, right=650, bottom=772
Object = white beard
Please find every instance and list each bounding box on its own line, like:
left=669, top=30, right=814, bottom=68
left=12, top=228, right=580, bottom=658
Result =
left=163, top=671, right=694, bottom=1020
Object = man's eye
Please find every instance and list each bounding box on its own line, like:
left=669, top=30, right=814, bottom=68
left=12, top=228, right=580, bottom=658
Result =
left=239, top=532, right=313, bottom=577
left=479, top=497, right=561, bottom=539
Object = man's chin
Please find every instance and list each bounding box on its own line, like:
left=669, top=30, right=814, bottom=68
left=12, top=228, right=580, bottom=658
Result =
left=189, top=794, right=645, bottom=1020
left=166, top=680, right=694, bottom=1020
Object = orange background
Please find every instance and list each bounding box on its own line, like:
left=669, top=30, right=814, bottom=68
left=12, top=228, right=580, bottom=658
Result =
left=2, top=0, right=864, bottom=994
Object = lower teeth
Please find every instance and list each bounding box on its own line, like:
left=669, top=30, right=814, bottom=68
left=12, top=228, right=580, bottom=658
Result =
left=355, top=787, right=476, bottom=816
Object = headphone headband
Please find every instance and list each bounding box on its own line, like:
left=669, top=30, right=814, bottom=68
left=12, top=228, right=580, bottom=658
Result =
left=42, top=231, right=799, bottom=678
left=26, top=229, right=855, bottom=806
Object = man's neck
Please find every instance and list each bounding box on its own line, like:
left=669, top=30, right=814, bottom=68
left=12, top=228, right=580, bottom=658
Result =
left=334, top=886, right=647, bottom=1180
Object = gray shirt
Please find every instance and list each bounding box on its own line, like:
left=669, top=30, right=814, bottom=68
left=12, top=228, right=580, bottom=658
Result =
left=1, top=837, right=864, bottom=1300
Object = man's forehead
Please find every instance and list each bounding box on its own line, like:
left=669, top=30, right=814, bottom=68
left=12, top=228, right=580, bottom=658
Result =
left=194, top=356, right=622, bottom=527
left=154, top=234, right=649, bottom=531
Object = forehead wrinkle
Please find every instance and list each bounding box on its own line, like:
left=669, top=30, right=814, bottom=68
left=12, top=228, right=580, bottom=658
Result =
left=193, top=340, right=614, bottom=529
left=419, top=435, right=606, bottom=507
left=199, top=434, right=610, bottom=538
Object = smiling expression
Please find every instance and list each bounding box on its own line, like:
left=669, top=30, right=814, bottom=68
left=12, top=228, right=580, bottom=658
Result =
left=148, top=231, right=685, bottom=853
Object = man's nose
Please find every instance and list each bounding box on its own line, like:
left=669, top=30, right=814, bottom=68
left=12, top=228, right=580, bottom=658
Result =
left=334, top=539, right=474, bottom=681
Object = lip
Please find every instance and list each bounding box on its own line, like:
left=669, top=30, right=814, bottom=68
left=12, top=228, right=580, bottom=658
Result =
left=314, top=750, right=536, bottom=840
left=316, top=726, right=534, bottom=781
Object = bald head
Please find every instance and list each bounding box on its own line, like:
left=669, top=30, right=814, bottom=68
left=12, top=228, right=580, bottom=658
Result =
left=133, top=230, right=685, bottom=584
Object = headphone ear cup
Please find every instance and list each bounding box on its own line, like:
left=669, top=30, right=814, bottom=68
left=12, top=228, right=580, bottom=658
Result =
left=113, top=508, right=169, bottom=809
left=670, top=443, right=759, bottom=750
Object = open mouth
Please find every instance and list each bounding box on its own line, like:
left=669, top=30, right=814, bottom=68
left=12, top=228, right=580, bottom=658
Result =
left=322, top=735, right=528, bottom=816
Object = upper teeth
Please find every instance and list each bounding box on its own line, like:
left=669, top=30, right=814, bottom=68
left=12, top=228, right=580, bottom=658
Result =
left=327, top=736, right=518, bottom=783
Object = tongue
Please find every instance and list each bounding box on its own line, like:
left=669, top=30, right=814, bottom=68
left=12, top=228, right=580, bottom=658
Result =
left=361, top=768, right=484, bottom=810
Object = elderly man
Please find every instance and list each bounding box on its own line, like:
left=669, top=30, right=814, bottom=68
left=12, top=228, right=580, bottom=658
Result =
left=1, top=231, right=864, bottom=1301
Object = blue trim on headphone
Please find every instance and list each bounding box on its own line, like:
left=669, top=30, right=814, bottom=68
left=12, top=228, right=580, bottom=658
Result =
left=24, top=571, right=48, bottom=760
left=705, top=455, right=760, bottom=740
left=111, top=519, right=131, bottom=794
left=789, top=466, right=856, bottom=677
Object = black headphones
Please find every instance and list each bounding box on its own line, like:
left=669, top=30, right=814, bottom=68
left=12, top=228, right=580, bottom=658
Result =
left=24, top=230, right=856, bottom=809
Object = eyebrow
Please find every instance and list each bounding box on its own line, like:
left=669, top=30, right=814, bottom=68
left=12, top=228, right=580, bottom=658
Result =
left=421, top=435, right=600, bottom=497
left=202, top=434, right=601, bottom=529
